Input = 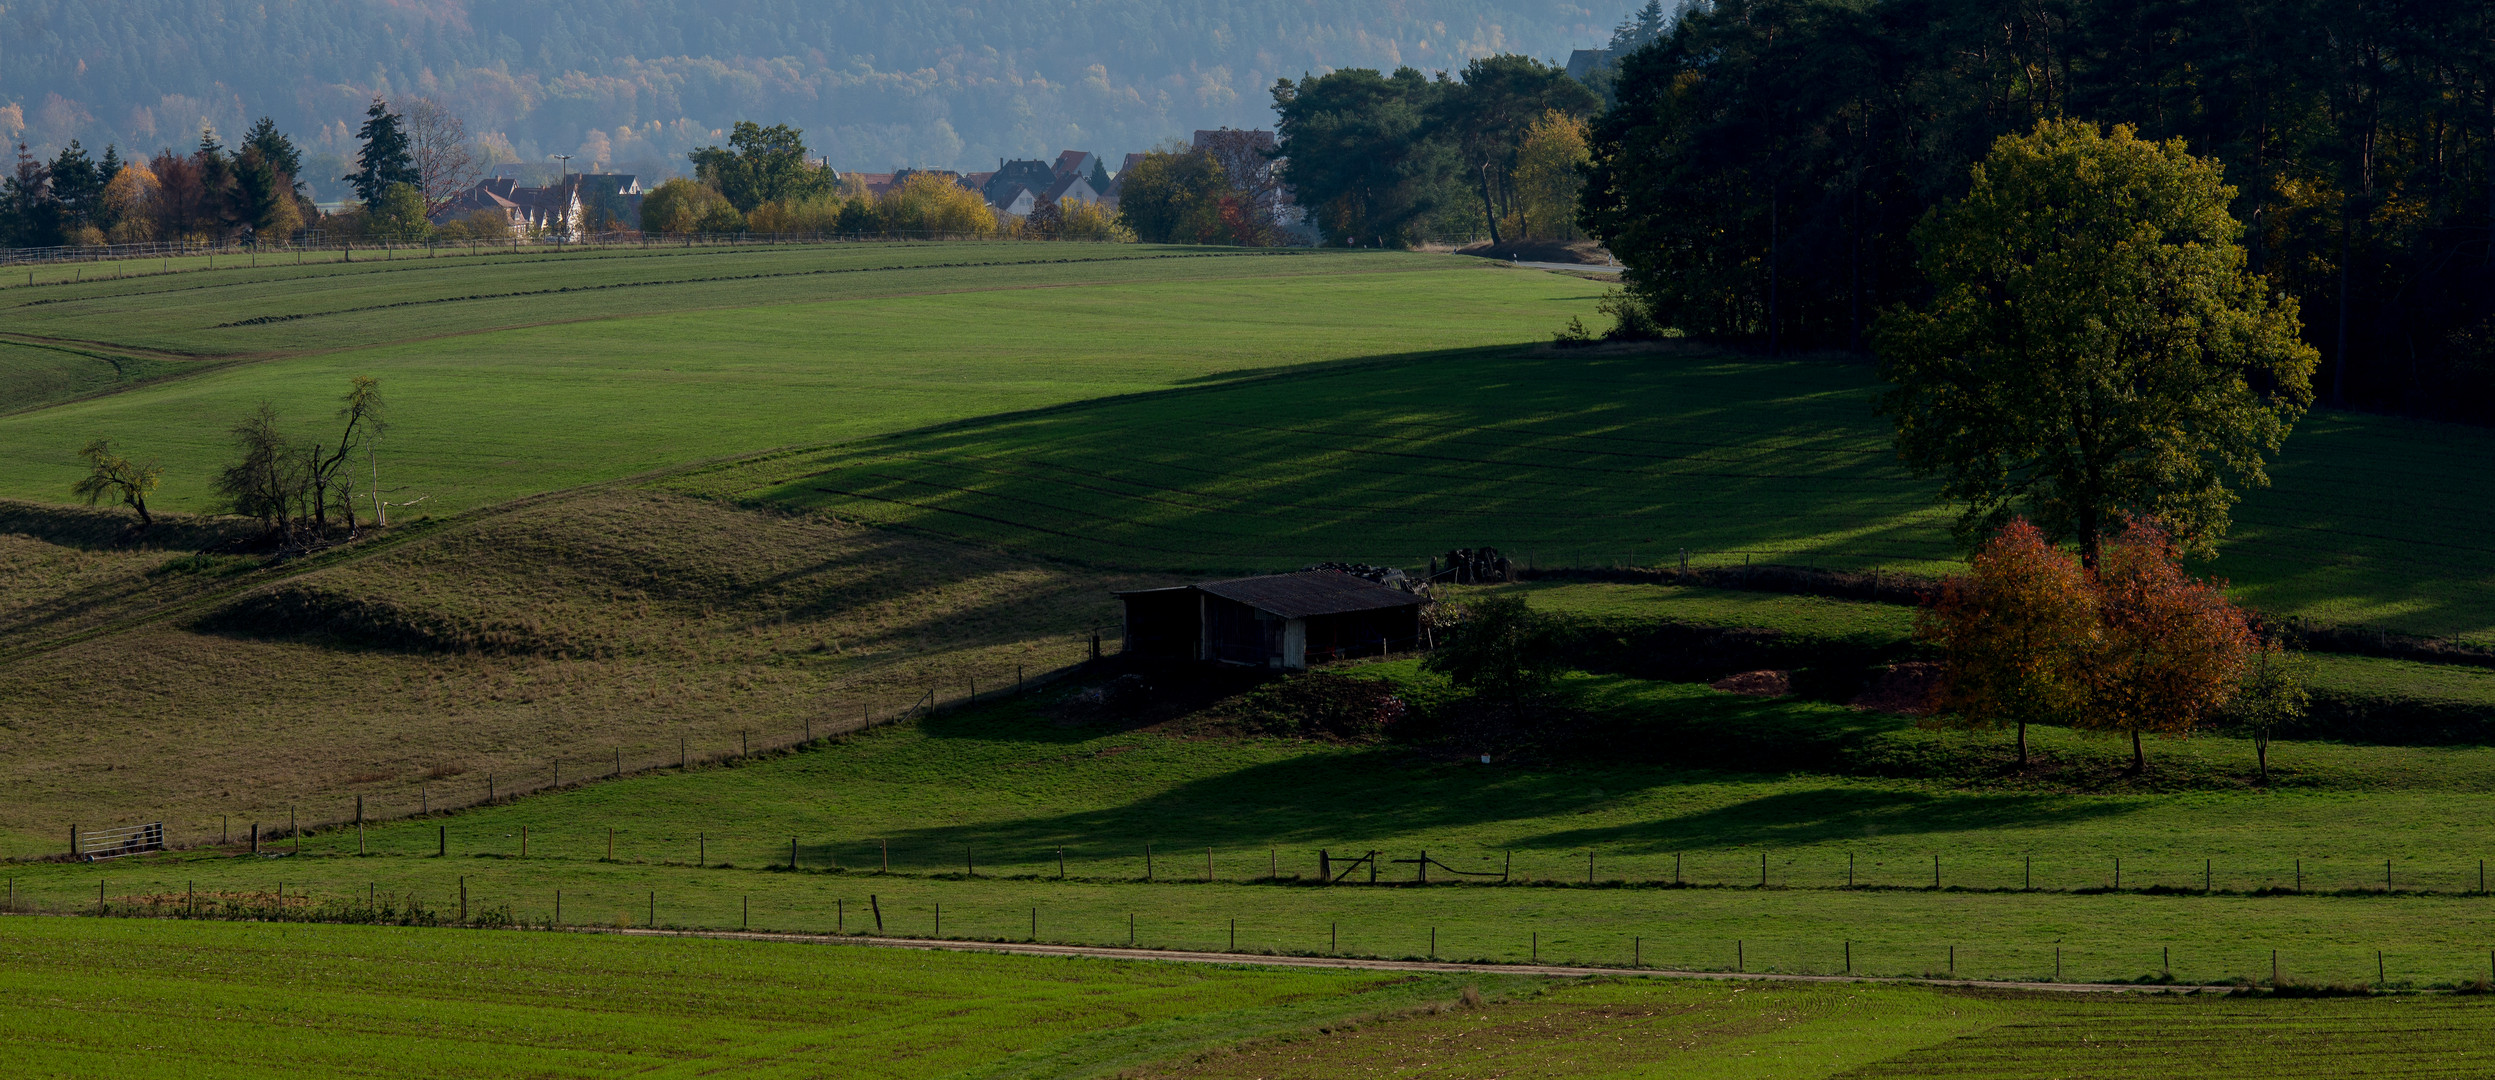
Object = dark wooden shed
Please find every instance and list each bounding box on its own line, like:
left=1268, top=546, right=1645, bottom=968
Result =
left=1117, top=571, right=1427, bottom=670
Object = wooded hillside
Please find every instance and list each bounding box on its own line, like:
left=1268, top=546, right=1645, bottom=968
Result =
left=0, top=0, right=1620, bottom=190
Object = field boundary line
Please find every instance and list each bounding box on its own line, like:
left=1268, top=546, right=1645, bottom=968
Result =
left=573, top=925, right=2206, bottom=995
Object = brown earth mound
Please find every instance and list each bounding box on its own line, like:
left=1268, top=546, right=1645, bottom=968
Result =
left=1710, top=670, right=1792, bottom=697
left=1851, top=662, right=1940, bottom=716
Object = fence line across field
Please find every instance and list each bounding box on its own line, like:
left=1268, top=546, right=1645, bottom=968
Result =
left=53, top=647, right=1107, bottom=860
left=21, top=882, right=2495, bottom=990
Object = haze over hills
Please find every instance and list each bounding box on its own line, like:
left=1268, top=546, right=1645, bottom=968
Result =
left=0, top=0, right=1626, bottom=198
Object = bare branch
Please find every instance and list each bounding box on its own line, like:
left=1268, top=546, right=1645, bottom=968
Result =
left=405, top=98, right=480, bottom=215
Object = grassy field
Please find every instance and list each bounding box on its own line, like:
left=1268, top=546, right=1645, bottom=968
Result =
left=680, top=348, right=2495, bottom=643
left=15, top=917, right=2495, bottom=1080
left=1498, top=581, right=2495, bottom=710
left=0, top=915, right=1480, bottom=1080
left=0, top=489, right=1170, bottom=855
left=17, top=681, right=2495, bottom=986
left=1142, top=978, right=2495, bottom=1079
left=0, top=245, right=1598, bottom=514
left=10, top=244, right=2488, bottom=640
left=20, top=848, right=2495, bottom=988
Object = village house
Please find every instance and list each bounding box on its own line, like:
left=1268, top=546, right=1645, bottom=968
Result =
left=430, top=173, right=644, bottom=234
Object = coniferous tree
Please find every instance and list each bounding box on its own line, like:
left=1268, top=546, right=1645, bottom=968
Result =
left=193, top=125, right=234, bottom=235
left=47, top=141, right=103, bottom=232
left=241, top=117, right=303, bottom=195
left=231, top=144, right=300, bottom=241
left=2, top=143, right=60, bottom=247
left=1270, top=67, right=1453, bottom=246
left=344, top=99, right=418, bottom=210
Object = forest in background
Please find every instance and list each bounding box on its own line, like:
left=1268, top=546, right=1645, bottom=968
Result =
left=0, top=0, right=1622, bottom=198
left=1580, top=0, right=2495, bottom=423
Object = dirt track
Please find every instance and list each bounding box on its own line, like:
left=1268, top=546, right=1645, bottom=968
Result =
left=579, top=924, right=2209, bottom=995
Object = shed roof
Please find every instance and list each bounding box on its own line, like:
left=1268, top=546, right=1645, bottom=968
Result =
left=1194, top=571, right=1421, bottom=619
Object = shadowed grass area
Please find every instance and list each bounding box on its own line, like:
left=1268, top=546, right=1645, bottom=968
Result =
left=1496, top=580, right=2495, bottom=714
left=693, top=348, right=2495, bottom=643
left=1141, top=979, right=2495, bottom=1079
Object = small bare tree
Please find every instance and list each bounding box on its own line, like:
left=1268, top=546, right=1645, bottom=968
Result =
left=215, top=403, right=313, bottom=539
left=310, top=376, right=388, bottom=533
left=405, top=98, right=481, bottom=215
left=70, top=438, right=162, bottom=529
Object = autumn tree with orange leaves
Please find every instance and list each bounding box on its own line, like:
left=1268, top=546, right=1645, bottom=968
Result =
left=1922, top=518, right=2254, bottom=773
left=2082, top=519, right=2254, bottom=772
left=1917, top=520, right=2097, bottom=769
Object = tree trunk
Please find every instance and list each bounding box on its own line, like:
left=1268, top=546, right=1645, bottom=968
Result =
left=2017, top=721, right=2028, bottom=769
left=2333, top=207, right=2352, bottom=406
left=1479, top=160, right=1502, bottom=246
left=2131, top=728, right=2145, bottom=773
left=2256, top=731, right=2269, bottom=783
left=131, top=494, right=151, bottom=529
left=1766, top=194, right=1781, bottom=356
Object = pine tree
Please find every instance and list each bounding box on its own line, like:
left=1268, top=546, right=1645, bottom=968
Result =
left=345, top=99, right=417, bottom=209
left=194, top=125, right=235, bottom=234
left=47, top=141, right=103, bottom=229
left=242, top=117, right=304, bottom=194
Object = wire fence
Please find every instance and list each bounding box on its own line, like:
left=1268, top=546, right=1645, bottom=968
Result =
left=12, top=871, right=2494, bottom=990
left=44, top=646, right=1111, bottom=862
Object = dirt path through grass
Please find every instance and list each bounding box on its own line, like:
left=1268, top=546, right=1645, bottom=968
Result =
left=573, top=923, right=2212, bottom=994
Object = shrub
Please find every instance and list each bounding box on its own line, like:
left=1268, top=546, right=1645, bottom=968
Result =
left=1218, top=672, right=1407, bottom=739
left=1425, top=594, right=1562, bottom=704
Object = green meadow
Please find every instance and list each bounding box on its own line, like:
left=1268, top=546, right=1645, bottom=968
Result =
left=1146, top=977, right=2495, bottom=1079
left=0, top=915, right=1466, bottom=1080
left=9, top=241, right=2495, bottom=1072
left=0, top=245, right=1599, bottom=512
left=15, top=917, right=2495, bottom=1079
left=17, top=680, right=2495, bottom=987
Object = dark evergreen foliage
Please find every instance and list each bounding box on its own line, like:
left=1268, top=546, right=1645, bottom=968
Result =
left=1580, top=0, right=2495, bottom=421
left=344, top=100, right=418, bottom=210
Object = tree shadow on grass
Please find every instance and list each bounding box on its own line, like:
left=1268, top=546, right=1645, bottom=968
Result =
left=826, top=704, right=2148, bottom=866
left=1514, top=787, right=2143, bottom=854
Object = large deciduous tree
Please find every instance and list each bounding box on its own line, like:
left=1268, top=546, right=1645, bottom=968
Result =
left=1917, top=519, right=2097, bottom=768
left=1113, top=147, right=1231, bottom=244
left=688, top=122, right=832, bottom=213
left=404, top=98, right=480, bottom=215
left=1877, top=120, right=2319, bottom=564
